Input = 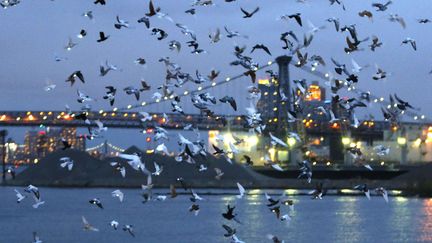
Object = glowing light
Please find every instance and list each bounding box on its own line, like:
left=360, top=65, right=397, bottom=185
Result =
left=284, top=189, right=299, bottom=195
left=184, top=91, right=189, bottom=95
left=397, top=137, right=407, bottom=145
left=304, top=84, right=322, bottom=101
left=326, top=161, right=331, bottom=166
left=340, top=189, right=356, bottom=194
left=287, top=137, right=296, bottom=147
left=99, top=110, right=104, bottom=114
left=331, top=122, right=340, bottom=129
left=268, top=148, right=276, bottom=161
left=341, top=137, right=351, bottom=145
left=246, top=135, right=259, bottom=147
left=113, top=107, right=118, bottom=112
left=127, top=105, right=132, bottom=109
left=141, top=102, right=147, bottom=106
left=413, top=138, right=422, bottom=147
left=258, top=79, right=270, bottom=85
left=211, top=82, right=216, bottom=86
left=197, top=86, right=203, bottom=91
left=156, top=99, right=160, bottom=103
left=225, top=77, right=231, bottom=82
left=324, top=73, right=329, bottom=78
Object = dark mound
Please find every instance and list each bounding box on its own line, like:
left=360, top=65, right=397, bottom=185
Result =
left=98, top=152, right=261, bottom=188
left=11, top=148, right=264, bottom=188
left=12, top=149, right=112, bottom=187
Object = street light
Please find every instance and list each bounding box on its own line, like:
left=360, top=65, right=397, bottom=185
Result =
left=287, top=137, right=297, bottom=147
left=397, top=137, right=407, bottom=145
left=341, top=136, right=351, bottom=145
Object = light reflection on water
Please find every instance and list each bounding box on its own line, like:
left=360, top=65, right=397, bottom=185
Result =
left=333, top=196, right=362, bottom=243
left=420, top=199, right=432, bottom=242
left=1, top=187, right=432, bottom=243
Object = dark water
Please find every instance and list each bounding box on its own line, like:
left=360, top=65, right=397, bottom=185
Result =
left=1, top=187, right=432, bottom=243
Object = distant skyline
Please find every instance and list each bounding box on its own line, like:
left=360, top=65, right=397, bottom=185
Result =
left=1, top=0, right=432, bottom=145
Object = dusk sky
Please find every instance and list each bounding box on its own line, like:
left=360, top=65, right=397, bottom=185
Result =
left=1, top=0, right=432, bottom=145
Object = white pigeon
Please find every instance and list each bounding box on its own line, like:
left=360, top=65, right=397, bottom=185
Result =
left=44, top=80, right=56, bottom=92
left=374, top=145, right=390, bottom=156
left=316, top=106, right=328, bottom=115
left=198, top=164, right=208, bottom=172
left=155, top=195, right=167, bottom=201
left=64, top=37, right=77, bottom=51
left=281, top=214, right=291, bottom=222
left=95, top=120, right=108, bottom=132
left=269, top=132, right=288, bottom=147
left=351, top=58, right=368, bottom=73
left=280, top=90, right=288, bottom=101
left=178, top=134, right=193, bottom=145
left=288, top=132, right=302, bottom=142
left=271, top=164, right=284, bottom=171
left=110, top=220, right=119, bottom=230
left=141, top=175, right=153, bottom=190
left=162, top=113, right=169, bottom=124
left=118, top=153, right=148, bottom=174
left=110, top=162, right=126, bottom=178
left=82, top=216, right=99, bottom=232
left=152, top=162, right=163, bottom=176
left=111, top=190, right=124, bottom=202
left=32, top=232, right=43, bottom=243
left=77, top=90, right=95, bottom=103
left=287, top=111, right=298, bottom=123
left=139, top=112, right=152, bottom=122
left=59, top=157, right=74, bottom=171
left=229, top=142, right=239, bottom=154
left=191, top=190, right=204, bottom=201
left=307, top=20, right=325, bottom=34
left=236, top=182, right=246, bottom=199
left=155, top=143, right=169, bottom=155
left=32, top=197, right=45, bottom=209
left=183, top=124, right=193, bottom=130
left=14, top=189, right=26, bottom=203
left=152, top=92, right=162, bottom=101
left=329, top=110, right=339, bottom=123
left=351, top=113, right=360, bottom=128
left=231, top=235, right=245, bottom=243
left=375, top=187, right=389, bottom=203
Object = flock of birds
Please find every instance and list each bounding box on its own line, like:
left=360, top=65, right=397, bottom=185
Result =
left=2, top=0, right=430, bottom=242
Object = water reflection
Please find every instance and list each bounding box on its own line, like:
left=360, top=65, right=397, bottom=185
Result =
left=333, top=196, right=362, bottom=243
left=420, top=199, right=432, bottom=242
left=388, top=197, right=412, bottom=242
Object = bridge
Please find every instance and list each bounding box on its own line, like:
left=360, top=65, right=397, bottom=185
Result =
left=0, top=56, right=431, bottom=165
left=0, top=109, right=404, bottom=139
left=0, top=56, right=428, bottom=132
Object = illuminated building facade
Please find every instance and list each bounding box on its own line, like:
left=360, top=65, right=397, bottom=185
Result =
left=304, top=81, right=326, bottom=102
left=256, top=78, right=280, bottom=120
left=23, top=127, right=86, bottom=162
